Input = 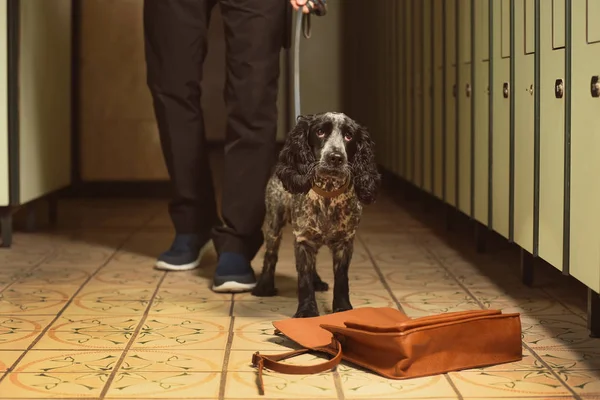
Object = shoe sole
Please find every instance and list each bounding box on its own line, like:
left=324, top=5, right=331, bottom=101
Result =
left=212, top=280, right=257, bottom=293
left=154, top=240, right=213, bottom=271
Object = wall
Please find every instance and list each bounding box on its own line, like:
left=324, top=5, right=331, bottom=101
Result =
left=78, top=0, right=344, bottom=181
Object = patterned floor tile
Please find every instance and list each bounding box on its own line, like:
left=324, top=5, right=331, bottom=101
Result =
left=49, top=314, right=142, bottom=333
left=33, top=330, right=132, bottom=350
left=0, top=371, right=108, bottom=398
left=339, top=370, right=457, bottom=399
left=520, top=315, right=596, bottom=350
left=87, top=267, right=164, bottom=286
left=148, top=300, right=232, bottom=316
left=0, top=285, right=76, bottom=300
left=12, top=350, right=122, bottom=373
left=0, top=299, right=68, bottom=316
left=449, top=369, right=572, bottom=397
left=130, top=325, right=228, bottom=350
left=15, top=266, right=92, bottom=286
left=556, top=369, right=600, bottom=396
left=104, top=371, right=220, bottom=398
left=65, top=299, right=150, bottom=315
left=75, top=286, right=156, bottom=301
left=536, top=347, right=600, bottom=371
left=1, top=196, right=597, bottom=399
left=0, top=351, right=23, bottom=371
left=225, top=371, right=337, bottom=399
left=120, top=350, right=224, bottom=372
left=230, top=331, right=302, bottom=352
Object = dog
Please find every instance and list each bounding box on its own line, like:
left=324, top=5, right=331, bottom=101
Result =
left=251, top=112, right=381, bottom=318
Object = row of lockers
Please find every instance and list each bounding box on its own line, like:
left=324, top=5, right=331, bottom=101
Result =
left=342, top=0, right=600, bottom=293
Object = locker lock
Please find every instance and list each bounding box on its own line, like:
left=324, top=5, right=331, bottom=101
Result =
left=592, top=76, right=600, bottom=98
left=527, top=84, right=534, bottom=96
left=555, top=79, right=564, bottom=99
left=465, top=83, right=471, bottom=98
left=502, top=82, right=509, bottom=98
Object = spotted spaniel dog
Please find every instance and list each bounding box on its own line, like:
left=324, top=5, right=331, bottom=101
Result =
left=251, top=112, right=381, bottom=318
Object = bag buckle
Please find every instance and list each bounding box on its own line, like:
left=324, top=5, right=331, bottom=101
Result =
left=252, top=351, right=263, bottom=367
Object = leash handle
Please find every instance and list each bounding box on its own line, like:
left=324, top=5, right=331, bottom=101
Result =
left=293, top=0, right=328, bottom=121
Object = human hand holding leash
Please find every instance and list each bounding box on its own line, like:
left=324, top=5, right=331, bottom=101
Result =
left=290, top=0, right=327, bottom=15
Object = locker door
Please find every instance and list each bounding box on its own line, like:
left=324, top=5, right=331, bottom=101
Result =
left=491, top=0, right=511, bottom=239
left=0, top=0, right=7, bottom=206
left=422, top=0, right=433, bottom=193
left=404, top=0, right=414, bottom=181
left=473, top=0, right=490, bottom=225
left=513, top=0, right=536, bottom=253
left=412, top=0, right=424, bottom=187
left=570, top=1, right=600, bottom=292
left=538, top=0, right=565, bottom=270
left=457, top=0, right=472, bottom=215
left=397, top=0, right=407, bottom=178
left=444, top=0, right=458, bottom=206
left=432, top=0, right=444, bottom=199
left=378, top=1, right=390, bottom=170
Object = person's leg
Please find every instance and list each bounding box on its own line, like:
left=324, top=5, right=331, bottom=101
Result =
left=144, top=0, right=220, bottom=270
left=212, top=0, right=286, bottom=292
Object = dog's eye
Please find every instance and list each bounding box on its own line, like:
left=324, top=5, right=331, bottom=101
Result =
left=344, top=132, right=353, bottom=142
left=316, top=129, right=325, bottom=138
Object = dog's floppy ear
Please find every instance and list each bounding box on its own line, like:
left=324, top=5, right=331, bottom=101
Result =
left=352, top=124, right=381, bottom=205
left=275, top=114, right=316, bottom=194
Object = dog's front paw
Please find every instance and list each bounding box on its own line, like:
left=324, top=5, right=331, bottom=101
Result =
left=313, top=279, right=329, bottom=292
left=293, top=304, right=320, bottom=318
left=251, top=278, right=278, bottom=297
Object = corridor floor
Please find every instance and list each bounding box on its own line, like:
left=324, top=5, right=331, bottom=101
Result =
left=0, top=195, right=599, bottom=399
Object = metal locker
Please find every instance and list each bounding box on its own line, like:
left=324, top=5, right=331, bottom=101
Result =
left=570, top=0, right=600, bottom=292
left=513, top=0, right=536, bottom=253
left=396, top=0, right=407, bottom=178
left=432, top=0, right=445, bottom=200
left=491, top=0, right=511, bottom=239
left=389, top=0, right=401, bottom=177
left=444, top=0, right=458, bottom=207
left=473, top=0, right=491, bottom=225
left=404, top=0, right=414, bottom=182
left=0, top=0, right=7, bottom=207
left=422, top=0, right=433, bottom=193
left=377, top=1, right=390, bottom=170
left=538, top=0, right=565, bottom=270
left=412, top=0, right=424, bottom=187
left=457, top=0, right=473, bottom=216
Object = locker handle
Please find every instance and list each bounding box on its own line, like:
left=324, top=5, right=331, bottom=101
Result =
left=452, top=84, right=457, bottom=97
left=502, top=82, right=509, bottom=98
left=555, top=79, right=564, bottom=99
left=465, top=83, right=471, bottom=98
left=527, top=84, right=534, bottom=96
left=591, top=76, right=600, bottom=98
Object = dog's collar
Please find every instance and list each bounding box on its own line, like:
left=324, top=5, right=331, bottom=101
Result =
left=310, top=178, right=351, bottom=198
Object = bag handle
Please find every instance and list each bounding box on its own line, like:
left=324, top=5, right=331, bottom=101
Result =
left=252, top=338, right=343, bottom=394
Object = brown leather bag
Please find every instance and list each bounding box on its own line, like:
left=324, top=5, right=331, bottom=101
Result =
left=251, top=307, right=522, bottom=393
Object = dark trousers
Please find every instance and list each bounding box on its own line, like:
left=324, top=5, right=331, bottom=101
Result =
left=143, top=0, right=286, bottom=260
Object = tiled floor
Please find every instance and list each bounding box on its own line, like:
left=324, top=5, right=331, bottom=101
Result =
left=0, top=195, right=599, bottom=399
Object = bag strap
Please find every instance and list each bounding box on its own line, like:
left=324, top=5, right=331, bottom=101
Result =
left=252, top=338, right=343, bottom=394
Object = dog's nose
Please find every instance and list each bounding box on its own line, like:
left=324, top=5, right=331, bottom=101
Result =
left=326, top=152, right=344, bottom=167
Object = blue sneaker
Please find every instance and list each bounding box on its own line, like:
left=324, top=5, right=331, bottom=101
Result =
left=212, top=252, right=257, bottom=293
left=155, top=234, right=212, bottom=271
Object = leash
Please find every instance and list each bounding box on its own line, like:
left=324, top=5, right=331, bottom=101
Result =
left=293, top=0, right=327, bottom=121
